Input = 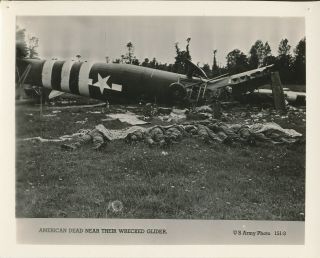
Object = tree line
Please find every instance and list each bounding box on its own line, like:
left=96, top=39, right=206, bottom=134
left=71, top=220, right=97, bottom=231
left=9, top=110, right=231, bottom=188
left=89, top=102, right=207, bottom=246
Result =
left=16, top=26, right=306, bottom=85
left=224, top=38, right=305, bottom=84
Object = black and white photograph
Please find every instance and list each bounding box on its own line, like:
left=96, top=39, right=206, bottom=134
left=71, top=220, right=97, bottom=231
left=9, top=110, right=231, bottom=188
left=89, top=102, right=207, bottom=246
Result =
left=2, top=0, right=320, bottom=255
left=15, top=15, right=306, bottom=223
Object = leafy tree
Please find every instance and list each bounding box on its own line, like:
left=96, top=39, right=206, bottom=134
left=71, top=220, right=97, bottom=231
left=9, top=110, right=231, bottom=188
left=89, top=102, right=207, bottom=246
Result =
left=76, top=54, right=81, bottom=62
left=226, top=49, right=249, bottom=74
left=278, top=38, right=291, bottom=56
left=28, top=36, right=39, bottom=59
left=125, top=41, right=134, bottom=64
left=202, top=63, right=211, bottom=77
left=248, top=40, right=265, bottom=68
left=141, top=58, right=150, bottom=67
left=120, top=41, right=139, bottom=65
left=263, top=55, right=277, bottom=66
left=261, top=43, right=276, bottom=66
left=16, top=26, right=28, bottom=59
left=173, top=38, right=192, bottom=74
left=248, top=40, right=276, bottom=68
left=212, top=49, right=218, bottom=70
left=167, top=63, right=174, bottom=72
left=262, top=42, right=276, bottom=66
left=149, top=57, right=158, bottom=69
left=157, top=63, right=169, bottom=71
left=263, top=42, right=271, bottom=58
left=211, top=49, right=222, bottom=77
left=292, top=37, right=306, bottom=84
left=186, top=38, right=191, bottom=59
left=132, top=58, right=140, bottom=66
left=120, top=54, right=125, bottom=63
left=275, top=38, right=292, bottom=83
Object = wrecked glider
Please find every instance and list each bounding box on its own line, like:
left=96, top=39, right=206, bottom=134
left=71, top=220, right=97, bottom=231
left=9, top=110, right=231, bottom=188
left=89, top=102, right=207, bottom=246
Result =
left=16, top=58, right=274, bottom=104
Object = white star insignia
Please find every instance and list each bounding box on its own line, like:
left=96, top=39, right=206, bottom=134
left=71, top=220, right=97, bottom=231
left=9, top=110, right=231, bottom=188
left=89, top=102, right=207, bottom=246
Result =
left=92, top=73, right=111, bottom=94
left=88, top=73, right=122, bottom=94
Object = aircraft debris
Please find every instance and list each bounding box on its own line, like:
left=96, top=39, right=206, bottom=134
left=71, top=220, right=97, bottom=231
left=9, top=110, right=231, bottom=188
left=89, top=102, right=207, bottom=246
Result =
left=157, top=107, right=172, bottom=115
left=46, top=102, right=106, bottom=110
left=143, top=103, right=158, bottom=117
left=48, top=90, right=65, bottom=99
left=87, top=111, right=102, bottom=114
left=75, top=118, right=88, bottom=124
left=158, top=108, right=188, bottom=123
left=254, top=88, right=306, bottom=105
left=107, top=112, right=149, bottom=125
left=42, top=114, right=56, bottom=117
left=194, top=105, right=213, bottom=113
left=270, top=72, right=286, bottom=111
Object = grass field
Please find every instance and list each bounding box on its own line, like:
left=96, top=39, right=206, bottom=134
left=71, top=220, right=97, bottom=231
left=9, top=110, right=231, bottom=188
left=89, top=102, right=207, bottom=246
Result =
left=15, top=102, right=306, bottom=220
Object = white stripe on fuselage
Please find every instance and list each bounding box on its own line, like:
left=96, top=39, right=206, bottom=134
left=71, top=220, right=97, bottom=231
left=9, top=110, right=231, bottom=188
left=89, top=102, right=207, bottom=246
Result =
left=112, top=83, right=122, bottom=92
left=78, top=62, right=93, bottom=97
left=41, top=60, right=56, bottom=89
left=60, top=60, right=75, bottom=93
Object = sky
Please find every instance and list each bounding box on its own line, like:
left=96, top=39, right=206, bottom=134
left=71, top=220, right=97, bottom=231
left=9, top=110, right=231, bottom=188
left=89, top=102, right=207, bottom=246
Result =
left=17, top=16, right=305, bottom=66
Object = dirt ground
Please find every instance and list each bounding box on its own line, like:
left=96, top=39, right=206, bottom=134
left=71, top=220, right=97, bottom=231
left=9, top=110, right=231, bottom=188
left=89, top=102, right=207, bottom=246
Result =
left=15, top=100, right=306, bottom=220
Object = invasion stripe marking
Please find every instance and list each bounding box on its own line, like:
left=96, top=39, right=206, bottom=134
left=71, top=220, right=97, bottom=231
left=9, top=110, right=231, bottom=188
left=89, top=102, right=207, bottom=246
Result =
left=78, top=62, right=93, bottom=97
left=69, top=62, right=83, bottom=95
left=51, top=61, right=65, bottom=91
left=41, top=60, right=56, bottom=89
left=60, top=60, right=75, bottom=93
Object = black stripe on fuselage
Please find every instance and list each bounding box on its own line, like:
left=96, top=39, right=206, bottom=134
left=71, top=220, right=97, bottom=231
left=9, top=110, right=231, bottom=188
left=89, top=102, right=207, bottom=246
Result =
left=51, top=61, right=65, bottom=91
left=69, top=62, right=83, bottom=95
left=23, top=59, right=46, bottom=87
